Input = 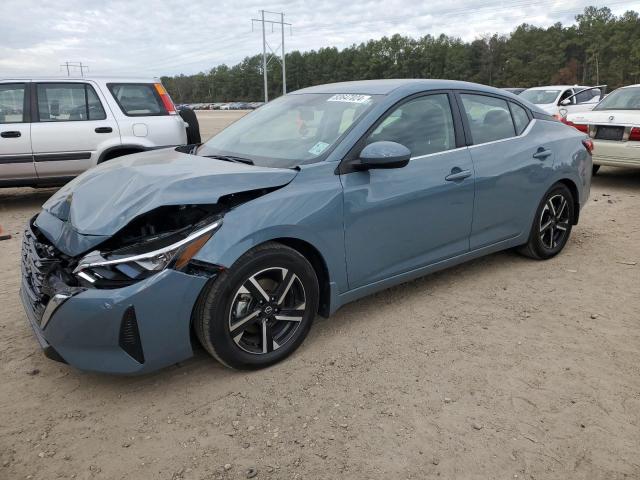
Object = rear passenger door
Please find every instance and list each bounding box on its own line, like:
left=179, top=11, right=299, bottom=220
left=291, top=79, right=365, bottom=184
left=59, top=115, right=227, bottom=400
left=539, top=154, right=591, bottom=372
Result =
left=0, top=82, right=36, bottom=183
left=31, top=82, right=120, bottom=179
left=456, top=92, right=551, bottom=249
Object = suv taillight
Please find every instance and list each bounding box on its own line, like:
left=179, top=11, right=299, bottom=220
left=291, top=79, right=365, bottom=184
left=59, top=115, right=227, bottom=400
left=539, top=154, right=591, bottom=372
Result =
left=582, top=139, right=594, bottom=154
left=154, top=83, right=177, bottom=115
left=629, top=127, right=640, bottom=142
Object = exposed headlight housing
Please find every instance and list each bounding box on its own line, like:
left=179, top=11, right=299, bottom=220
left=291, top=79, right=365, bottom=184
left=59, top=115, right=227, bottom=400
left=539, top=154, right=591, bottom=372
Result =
left=74, top=220, right=221, bottom=288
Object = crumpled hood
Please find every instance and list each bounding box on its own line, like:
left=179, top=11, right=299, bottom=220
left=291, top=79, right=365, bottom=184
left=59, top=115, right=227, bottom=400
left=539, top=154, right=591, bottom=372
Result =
left=41, top=148, right=298, bottom=237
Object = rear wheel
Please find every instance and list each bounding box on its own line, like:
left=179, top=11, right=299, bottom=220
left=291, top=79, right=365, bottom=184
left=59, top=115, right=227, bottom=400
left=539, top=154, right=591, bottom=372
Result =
left=518, top=183, right=574, bottom=260
left=194, top=242, right=319, bottom=369
left=592, top=164, right=600, bottom=176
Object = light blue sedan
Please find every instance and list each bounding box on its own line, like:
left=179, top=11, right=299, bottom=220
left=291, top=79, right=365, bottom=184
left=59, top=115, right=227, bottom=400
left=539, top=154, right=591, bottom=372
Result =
left=21, top=79, right=593, bottom=373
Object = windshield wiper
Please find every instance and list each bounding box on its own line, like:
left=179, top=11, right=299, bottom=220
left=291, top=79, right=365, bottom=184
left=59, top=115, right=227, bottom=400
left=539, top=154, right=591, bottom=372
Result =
left=204, top=154, right=254, bottom=165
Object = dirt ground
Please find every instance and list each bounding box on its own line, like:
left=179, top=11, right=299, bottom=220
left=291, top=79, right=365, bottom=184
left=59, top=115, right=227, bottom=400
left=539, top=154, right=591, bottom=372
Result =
left=1, top=111, right=639, bottom=480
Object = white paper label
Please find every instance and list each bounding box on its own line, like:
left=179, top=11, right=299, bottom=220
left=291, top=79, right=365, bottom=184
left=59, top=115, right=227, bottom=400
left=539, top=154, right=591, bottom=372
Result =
left=327, top=94, right=372, bottom=104
left=308, top=141, right=330, bottom=155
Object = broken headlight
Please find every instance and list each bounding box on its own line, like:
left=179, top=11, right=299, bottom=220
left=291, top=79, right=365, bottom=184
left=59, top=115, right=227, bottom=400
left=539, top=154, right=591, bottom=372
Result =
left=73, top=219, right=221, bottom=288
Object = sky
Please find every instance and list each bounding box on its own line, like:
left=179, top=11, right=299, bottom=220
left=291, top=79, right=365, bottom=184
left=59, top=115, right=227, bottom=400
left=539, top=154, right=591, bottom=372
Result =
left=1, top=0, right=639, bottom=78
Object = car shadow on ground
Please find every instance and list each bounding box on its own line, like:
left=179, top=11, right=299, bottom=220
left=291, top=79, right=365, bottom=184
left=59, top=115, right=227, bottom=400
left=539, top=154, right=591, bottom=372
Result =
left=73, top=247, right=531, bottom=392
left=592, top=166, right=640, bottom=190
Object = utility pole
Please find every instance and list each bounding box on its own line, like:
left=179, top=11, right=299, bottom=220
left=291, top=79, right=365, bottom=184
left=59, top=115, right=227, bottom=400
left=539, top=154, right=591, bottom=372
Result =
left=261, top=9, right=268, bottom=102
left=281, top=12, right=286, bottom=94
left=252, top=10, right=292, bottom=102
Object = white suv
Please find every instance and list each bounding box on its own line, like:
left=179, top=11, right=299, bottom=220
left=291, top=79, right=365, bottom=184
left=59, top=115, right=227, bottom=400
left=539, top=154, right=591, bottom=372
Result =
left=0, top=77, right=193, bottom=188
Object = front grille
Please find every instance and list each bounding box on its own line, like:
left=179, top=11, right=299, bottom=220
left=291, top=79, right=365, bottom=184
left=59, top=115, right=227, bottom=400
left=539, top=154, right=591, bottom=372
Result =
left=21, top=221, right=64, bottom=321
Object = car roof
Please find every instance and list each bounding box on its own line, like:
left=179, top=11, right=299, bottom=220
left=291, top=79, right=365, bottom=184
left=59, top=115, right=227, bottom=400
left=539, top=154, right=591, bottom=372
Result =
left=0, top=76, right=159, bottom=83
left=524, top=85, right=592, bottom=91
left=292, top=79, right=522, bottom=97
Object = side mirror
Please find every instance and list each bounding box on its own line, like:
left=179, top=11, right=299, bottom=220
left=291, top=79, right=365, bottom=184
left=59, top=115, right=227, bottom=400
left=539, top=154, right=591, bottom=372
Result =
left=559, top=99, right=571, bottom=106
left=356, top=141, right=411, bottom=170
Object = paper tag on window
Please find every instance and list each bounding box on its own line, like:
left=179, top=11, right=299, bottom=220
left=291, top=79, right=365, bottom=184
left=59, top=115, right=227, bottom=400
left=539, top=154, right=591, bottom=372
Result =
left=308, top=141, right=330, bottom=155
left=327, top=94, right=371, bottom=104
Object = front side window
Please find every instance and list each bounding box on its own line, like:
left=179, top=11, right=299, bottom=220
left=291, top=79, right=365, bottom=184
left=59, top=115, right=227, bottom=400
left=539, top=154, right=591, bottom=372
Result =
left=108, top=84, right=164, bottom=116
left=510, top=102, right=530, bottom=135
left=558, top=89, right=574, bottom=105
left=0, top=83, right=25, bottom=124
left=594, top=87, right=640, bottom=111
left=460, top=94, right=516, bottom=144
left=198, top=93, right=379, bottom=168
left=37, top=83, right=106, bottom=122
left=367, top=94, right=456, bottom=157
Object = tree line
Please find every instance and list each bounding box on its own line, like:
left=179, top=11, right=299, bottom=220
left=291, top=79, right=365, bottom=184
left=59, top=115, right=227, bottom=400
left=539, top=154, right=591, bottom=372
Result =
left=161, top=6, right=640, bottom=103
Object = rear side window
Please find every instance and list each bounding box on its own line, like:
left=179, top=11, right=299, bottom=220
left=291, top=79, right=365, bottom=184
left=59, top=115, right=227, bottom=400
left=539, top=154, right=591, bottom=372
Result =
left=460, top=94, right=516, bottom=144
left=0, top=83, right=26, bottom=123
left=37, top=83, right=106, bottom=122
left=108, top=84, right=164, bottom=116
left=510, top=102, right=530, bottom=135
left=368, top=94, right=456, bottom=157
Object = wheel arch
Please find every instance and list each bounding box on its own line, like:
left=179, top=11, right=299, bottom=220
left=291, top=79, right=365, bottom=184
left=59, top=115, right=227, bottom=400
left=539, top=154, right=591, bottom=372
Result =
left=556, top=178, right=580, bottom=225
left=97, top=145, right=146, bottom=164
left=268, top=237, right=332, bottom=317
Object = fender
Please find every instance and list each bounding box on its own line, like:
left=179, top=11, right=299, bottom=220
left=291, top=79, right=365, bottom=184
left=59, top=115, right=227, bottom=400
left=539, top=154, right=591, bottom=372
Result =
left=193, top=162, right=348, bottom=311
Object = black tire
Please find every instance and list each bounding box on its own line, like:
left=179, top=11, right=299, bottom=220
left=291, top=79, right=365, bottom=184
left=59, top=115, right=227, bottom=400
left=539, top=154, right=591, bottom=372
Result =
left=179, top=108, right=201, bottom=144
left=518, top=183, right=575, bottom=260
left=194, top=242, right=319, bottom=370
left=592, top=164, right=600, bottom=176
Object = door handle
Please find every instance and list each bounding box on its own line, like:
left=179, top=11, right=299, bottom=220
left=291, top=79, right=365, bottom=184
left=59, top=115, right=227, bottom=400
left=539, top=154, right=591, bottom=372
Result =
left=94, top=127, right=113, bottom=133
left=1, top=131, right=21, bottom=138
left=533, top=148, right=552, bottom=160
left=445, top=168, right=472, bottom=182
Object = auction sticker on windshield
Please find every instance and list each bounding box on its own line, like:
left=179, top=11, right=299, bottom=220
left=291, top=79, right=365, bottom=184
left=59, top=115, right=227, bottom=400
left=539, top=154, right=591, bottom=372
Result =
left=327, top=94, right=372, bottom=103
left=308, top=141, right=330, bottom=155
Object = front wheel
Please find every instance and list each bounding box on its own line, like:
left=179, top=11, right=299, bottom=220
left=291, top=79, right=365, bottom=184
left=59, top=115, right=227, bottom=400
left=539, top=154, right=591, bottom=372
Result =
left=518, top=183, right=574, bottom=260
left=194, top=242, right=319, bottom=369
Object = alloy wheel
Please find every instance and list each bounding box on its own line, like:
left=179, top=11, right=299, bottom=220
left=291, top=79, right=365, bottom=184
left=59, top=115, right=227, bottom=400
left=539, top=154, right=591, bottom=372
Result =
left=228, top=267, right=307, bottom=354
left=539, top=193, right=570, bottom=250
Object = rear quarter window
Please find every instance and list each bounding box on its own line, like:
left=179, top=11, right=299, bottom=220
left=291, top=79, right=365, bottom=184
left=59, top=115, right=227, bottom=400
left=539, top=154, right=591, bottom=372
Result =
left=108, top=83, right=165, bottom=116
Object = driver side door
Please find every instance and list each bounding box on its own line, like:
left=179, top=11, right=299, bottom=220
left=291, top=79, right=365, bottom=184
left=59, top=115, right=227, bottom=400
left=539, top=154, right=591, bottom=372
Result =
left=340, top=92, right=475, bottom=289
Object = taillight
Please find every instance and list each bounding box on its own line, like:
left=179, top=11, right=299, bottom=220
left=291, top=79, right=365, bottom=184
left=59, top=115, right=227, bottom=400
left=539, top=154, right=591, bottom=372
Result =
left=154, top=83, right=177, bottom=115
left=582, top=139, right=594, bottom=154
left=561, top=117, right=589, bottom=133
left=629, top=127, right=640, bottom=142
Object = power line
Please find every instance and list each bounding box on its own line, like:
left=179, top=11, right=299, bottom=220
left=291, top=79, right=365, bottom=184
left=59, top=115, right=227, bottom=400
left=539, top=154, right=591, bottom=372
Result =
left=60, top=61, right=89, bottom=77
left=104, top=0, right=634, bottom=75
left=251, top=10, right=292, bottom=102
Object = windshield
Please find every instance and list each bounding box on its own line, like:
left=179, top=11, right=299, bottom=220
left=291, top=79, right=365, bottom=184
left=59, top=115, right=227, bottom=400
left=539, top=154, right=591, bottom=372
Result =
left=198, top=93, right=380, bottom=168
left=520, top=89, right=560, bottom=105
left=594, top=87, right=640, bottom=111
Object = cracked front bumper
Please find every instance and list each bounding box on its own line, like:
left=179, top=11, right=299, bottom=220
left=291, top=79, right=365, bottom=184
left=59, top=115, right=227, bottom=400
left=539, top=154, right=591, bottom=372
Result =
left=21, top=268, right=209, bottom=375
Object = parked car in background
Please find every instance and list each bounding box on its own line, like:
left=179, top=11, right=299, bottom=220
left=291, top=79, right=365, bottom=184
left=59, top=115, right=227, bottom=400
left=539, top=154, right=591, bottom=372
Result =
left=520, top=85, right=605, bottom=117
left=564, top=84, right=640, bottom=174
left=20, top=79, right=592, bottom=374
left=501, top=87, right=526, bottom=95
left=0, top=77, right=197, bottom=188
